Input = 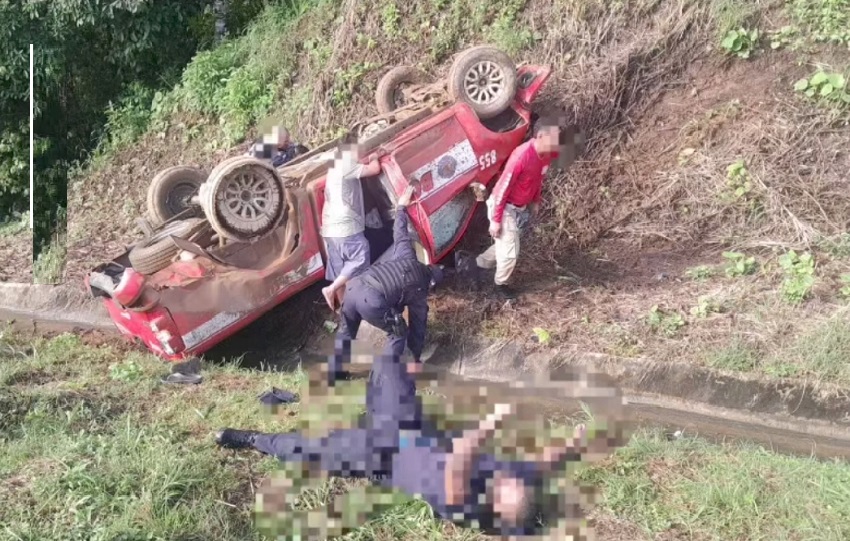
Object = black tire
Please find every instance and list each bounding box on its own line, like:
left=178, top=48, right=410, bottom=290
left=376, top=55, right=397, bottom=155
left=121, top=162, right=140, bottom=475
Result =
left=129, top=218, right=207, bottom=275
left=147, top=166, right=205, bottom=226
left=448, top=46, right=517, bottom=120
left=375, top=66, right=429, bottom=115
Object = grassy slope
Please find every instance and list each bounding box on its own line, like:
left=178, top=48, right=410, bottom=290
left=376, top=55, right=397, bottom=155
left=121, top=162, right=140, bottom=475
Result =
left=64, top=1, right=850, bottom=385
left=1, top=333, right=849, bottom=540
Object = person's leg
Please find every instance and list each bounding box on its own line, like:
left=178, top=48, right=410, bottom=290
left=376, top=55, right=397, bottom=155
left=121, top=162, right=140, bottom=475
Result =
left=383, top=330, right=407, bottom=358
left=322, top=237, right=345, bottom=311
left=366, top=356, right=420, bottom=450
left=253, top=427, right=384, bottom=479
left=476, top=243, right=498, bottom=270
left=330, top=285, right=364, bottom=384
left=494, top=210, right=520, bottom=287
left=324, top=233, right=371, bottom=311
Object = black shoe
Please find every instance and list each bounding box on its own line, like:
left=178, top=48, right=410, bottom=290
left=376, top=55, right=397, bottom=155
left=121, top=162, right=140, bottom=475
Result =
left=172, top=357, right=202, bottom=375
left=161, top=372, right=203, bottom=385
left=495, top=284, right=518, bottom=301
left=215, top=428, right=260, bottom=449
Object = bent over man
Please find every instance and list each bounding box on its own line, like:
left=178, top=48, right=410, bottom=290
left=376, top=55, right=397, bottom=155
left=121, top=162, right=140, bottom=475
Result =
left=477, top=121, right=561, bottom=299
left=329, top=186, right=444, bottom=382
left=216, top=354, right=587, bottom=539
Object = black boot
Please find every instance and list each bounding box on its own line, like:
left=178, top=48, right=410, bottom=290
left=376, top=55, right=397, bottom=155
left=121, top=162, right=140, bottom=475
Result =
left=162, top=357, right=203, bottom=385
left=215, top=428, right=260, bottom=449
left=495, top=284, right=518, bottom=301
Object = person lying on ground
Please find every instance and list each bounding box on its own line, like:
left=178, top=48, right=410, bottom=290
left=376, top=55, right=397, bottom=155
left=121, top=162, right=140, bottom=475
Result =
left=215, top=354, right=588, bottom=539
left=320, top=137, right=384, bottom=311
left=476, top=119, right=561, bottom=301
left=247, top=125, right=309, bottom=167
left=328, top=185, right=445, bottom=382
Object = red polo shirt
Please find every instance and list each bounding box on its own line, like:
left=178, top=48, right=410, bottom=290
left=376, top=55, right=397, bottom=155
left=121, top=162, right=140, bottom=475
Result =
left=490, top=141, right=556, bottom=224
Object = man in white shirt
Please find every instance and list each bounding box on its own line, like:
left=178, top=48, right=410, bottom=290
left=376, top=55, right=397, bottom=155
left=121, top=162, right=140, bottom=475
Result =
left=321, top=138, right=383, bottom=311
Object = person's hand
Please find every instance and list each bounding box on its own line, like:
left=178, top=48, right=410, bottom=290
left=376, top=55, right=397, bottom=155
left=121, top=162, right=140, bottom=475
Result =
left=529, top=204, right=539, bottom=218
left=406, top=361, right=423, bottom=374
left=397, top=186, right=415, bottom=208
left=492, top=402, right=513, bottom=419
left=489, top=221, right=502, bottom=238
left=480, top=402, right=513, bottom=431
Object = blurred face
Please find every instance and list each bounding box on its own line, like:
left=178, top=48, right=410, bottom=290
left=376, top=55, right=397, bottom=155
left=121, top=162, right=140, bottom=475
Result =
left=535, top=126, right=560, bottom=154
left=492, top=474, right=529, bottom=525
left=273, top=126, right=290, bottom=147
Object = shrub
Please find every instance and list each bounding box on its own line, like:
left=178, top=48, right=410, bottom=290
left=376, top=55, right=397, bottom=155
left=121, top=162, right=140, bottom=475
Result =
left=778, top=250, right=815, bottom=305
left=723, top=251, right=757, bottom=277
left=721, top=27, right=760, bottom=58
left=647, top=306, right=686, bottom=337
left=793, top=70, right=850, bottom=107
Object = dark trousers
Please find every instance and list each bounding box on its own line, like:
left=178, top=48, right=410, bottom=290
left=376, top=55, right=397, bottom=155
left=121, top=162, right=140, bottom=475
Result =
left=253, top=352, right=422, bottom=474
left=329, top=280, right=407, bottom=381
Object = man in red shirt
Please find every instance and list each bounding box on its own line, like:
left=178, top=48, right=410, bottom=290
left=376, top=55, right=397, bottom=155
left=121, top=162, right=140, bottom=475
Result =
left=476, top=122, right=560, bottom=299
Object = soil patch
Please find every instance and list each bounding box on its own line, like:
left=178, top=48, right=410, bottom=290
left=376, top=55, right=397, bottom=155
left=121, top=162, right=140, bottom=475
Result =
left=0, top=230, right=32, bottom=284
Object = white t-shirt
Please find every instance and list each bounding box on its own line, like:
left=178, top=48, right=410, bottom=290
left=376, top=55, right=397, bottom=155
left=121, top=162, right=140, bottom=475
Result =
left=321, top=150, right=366, bottom=238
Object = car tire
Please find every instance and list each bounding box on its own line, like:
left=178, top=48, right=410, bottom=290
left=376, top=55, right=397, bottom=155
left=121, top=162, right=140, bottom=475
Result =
left=146, top=166, right=205, bottom=226
left=448, top=46, right=517, bottom=120
left=129, top=218, right=207, bottom=275
left=200, top=156, right=286, bottom=242
left=376, top=66, right=429, bottom=115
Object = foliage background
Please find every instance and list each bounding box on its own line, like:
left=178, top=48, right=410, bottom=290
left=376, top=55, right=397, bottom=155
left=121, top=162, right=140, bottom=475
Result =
left=0, top=0, right=279, bottom=260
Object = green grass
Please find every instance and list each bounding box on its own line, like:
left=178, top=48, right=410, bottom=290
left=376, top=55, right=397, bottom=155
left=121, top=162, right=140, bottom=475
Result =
left=706, top=338, right=761, bottom=372
left=580, top=430, right=850, bottom=540
left=2, top=333, right=850, bottom=540
left=33, top=230, right=67, bottom=285
left=770, top=315, right=850, bottom=383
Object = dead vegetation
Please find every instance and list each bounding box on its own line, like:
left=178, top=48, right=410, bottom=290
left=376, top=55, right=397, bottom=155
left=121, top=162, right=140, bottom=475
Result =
left=0, top=228, right=32, bottom=283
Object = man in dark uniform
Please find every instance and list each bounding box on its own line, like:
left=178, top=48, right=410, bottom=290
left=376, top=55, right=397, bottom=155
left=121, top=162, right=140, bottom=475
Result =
left=247, top=125, right=309, bottom=167
left=328, top=186, right=445, bottom=382
left=216, top=355, right=588, bottom=539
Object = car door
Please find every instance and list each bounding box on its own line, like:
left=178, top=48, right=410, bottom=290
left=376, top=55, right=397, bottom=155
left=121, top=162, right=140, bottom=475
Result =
left=385, top=106, right=506, bottom=263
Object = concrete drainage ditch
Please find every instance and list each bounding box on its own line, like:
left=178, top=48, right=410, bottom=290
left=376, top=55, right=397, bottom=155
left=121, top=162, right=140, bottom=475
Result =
left=2, top=282, right=850, bottom=459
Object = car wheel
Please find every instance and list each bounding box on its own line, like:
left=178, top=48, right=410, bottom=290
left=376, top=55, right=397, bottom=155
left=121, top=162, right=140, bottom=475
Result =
left=448, top=46, right=517, bottom=120
left=200, top=156, right=286, bottom=242
left=147, top=166, right=205, bottom=226
left=128, top=218, right=207, bottom=275
left=376, top=66, right=429, bottom=115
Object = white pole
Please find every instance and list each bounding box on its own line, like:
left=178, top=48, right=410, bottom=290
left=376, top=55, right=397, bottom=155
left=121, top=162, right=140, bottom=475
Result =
left=29, top=43, right=34, bottom=229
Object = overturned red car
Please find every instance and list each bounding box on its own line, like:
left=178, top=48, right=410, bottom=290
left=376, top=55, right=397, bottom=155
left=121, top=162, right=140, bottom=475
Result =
left=86, top=46, right=552, bottom=361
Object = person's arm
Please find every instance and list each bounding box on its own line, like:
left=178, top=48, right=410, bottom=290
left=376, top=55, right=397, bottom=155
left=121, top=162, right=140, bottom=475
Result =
left=359, top=155, right=382, bottom=178
left=444, top=403, right=513, bottom=506
left=391, top=187, right=417, bottom=261
left=489, top=148, right=525, bottom=235
left=523, top=423, right=586, bottom=473
left=405, top=295, right=428, bottom=362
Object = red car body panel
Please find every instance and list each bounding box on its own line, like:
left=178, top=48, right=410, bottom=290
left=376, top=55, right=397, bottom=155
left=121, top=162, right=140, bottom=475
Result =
left=88, top=64, right=552, bottom=361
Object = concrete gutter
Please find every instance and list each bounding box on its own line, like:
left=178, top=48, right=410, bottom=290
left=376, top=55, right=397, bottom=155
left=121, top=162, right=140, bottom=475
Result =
left=426, top=337, right=850, bottom=459
left=0, top=283, right=113, bottom=329
left=2, top=289, right=849, bottom=458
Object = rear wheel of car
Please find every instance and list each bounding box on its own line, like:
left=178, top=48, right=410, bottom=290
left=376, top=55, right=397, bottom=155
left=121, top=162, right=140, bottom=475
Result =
left=146, top=166, right=205, bottom=226
left=199, top=156, right=286, bottom=243
left=129, top=218, right=207, bottom=275
left=448, top=46, right=517, bottom=120
left=376, top=66, right=429, bottom=115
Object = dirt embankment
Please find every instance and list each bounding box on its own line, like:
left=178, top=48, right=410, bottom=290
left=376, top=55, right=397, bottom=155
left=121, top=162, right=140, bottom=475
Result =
left=64, top=0, right=850, bottom=387
left=0, top=229, right=32, bottom=283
